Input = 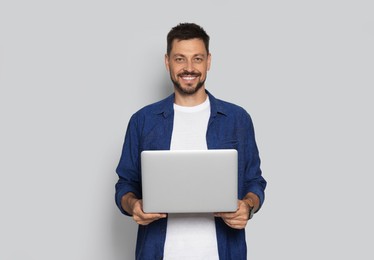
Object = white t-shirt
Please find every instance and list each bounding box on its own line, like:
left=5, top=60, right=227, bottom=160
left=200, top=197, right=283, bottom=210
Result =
left=163, top=97, right=219, bottom=260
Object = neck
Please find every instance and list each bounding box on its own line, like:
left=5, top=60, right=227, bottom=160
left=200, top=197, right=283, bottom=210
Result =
left=174, top=87, right=208, bottom=107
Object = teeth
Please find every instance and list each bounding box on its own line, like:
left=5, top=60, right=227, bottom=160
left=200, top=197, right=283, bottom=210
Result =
left=182, top=76, right=196, bottom=80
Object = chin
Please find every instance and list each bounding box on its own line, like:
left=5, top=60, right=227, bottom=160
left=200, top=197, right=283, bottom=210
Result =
left=174, top=81, right=205, bottom=95
left=178, top=86, right=199, bottom=95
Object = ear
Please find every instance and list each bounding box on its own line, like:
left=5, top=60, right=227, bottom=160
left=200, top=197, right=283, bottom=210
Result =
left=207, top=53, right=212, bottom=71
left=165, top=54, right=170, bottom=72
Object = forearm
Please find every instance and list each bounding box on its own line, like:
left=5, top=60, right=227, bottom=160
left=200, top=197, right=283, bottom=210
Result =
left=121, top=192, right=140, bottom=216
left=243, top=192, right=260, bottom=213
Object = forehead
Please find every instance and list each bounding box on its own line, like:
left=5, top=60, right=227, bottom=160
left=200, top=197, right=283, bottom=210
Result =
left=170, top=38, right=207, bottom=56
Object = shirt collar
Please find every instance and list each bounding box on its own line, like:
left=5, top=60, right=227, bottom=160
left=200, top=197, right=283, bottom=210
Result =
left=153, top=89, right=228, bottom=118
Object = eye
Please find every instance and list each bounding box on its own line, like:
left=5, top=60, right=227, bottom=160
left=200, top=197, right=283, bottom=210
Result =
left=175, top=57, right=185, bottom=63
left=194, top=57, right=203, bottom=63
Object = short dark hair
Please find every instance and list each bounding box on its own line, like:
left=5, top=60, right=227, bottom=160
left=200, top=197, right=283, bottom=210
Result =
left=166, top=23, right=210, bottom=56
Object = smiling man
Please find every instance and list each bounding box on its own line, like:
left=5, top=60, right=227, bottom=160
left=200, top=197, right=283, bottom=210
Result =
left=115, top=23, right=267, bottom=260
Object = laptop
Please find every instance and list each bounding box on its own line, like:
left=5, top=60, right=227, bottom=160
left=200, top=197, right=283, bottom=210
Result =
left=141, top=149, right=238, bottom=213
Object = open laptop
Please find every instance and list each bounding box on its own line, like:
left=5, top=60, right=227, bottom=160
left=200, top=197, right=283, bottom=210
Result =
left=141, top=149, right=238, bottom=213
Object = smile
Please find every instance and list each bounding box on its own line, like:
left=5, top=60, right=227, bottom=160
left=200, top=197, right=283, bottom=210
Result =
left=181, top=76, right=197, bottom=81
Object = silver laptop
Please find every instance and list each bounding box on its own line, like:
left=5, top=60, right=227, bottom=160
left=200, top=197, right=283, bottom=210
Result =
left=141, top=149, right=238, bottom=213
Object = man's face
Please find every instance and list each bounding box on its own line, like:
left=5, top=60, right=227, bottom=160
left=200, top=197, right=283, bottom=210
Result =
left=165, top=38, right=211, bottom=95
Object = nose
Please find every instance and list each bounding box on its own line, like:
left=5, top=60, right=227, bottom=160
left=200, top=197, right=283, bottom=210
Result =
left=185, top=60, right=194, bottom=72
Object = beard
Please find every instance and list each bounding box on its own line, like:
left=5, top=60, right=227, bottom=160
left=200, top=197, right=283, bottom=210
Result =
left=170, top=71, right=206, bottom=95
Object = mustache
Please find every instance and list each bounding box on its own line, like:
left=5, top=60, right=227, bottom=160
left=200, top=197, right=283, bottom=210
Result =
left=177, top=71, right=201, bottom=77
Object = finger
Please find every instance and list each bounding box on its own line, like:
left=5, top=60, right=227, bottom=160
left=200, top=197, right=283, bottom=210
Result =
left=133, top=212, right=167, bottom=225
left=133, top=200, right=167, bottom=219
left=143, top=213, right=167, bottom=220
left=227, top=223, right=246, bottom=229
left=218, top=212, right=239, bottom=219
left=134, top=215, right=156, bottom=225
left=223, top=219, right=247, bottom=229
left=134, top=213, right=161, bottom=222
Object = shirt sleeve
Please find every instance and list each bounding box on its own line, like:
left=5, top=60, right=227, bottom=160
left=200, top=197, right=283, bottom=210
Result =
left=115, top=114, right=142, bottom=216
left=240, top=111, right=267, bottom=211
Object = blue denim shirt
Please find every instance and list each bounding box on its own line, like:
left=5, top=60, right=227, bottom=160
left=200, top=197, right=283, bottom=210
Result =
left=115, top=90, right=266, bottom=260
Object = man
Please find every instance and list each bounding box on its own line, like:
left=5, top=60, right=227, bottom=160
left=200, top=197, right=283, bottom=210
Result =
left=115, top=23, right=266, bottom=260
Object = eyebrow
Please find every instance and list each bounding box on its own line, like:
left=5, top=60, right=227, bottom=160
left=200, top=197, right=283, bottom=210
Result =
left=172, top=53, right=206, bottom=58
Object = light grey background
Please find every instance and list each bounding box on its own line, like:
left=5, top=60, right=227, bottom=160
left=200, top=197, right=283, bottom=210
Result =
left=1, top=1, right=373, bottom=259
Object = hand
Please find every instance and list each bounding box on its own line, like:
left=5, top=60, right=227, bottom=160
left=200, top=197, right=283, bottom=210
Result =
left=130, top=199, right=167, bottom=225
left=121, top=193, right=167, bottom=225
left=214, top=200, right=252, bottom=229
